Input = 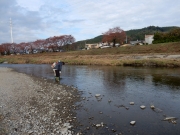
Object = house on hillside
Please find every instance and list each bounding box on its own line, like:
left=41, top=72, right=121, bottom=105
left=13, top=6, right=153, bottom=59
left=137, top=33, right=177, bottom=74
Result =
left=85, top=42, right=121, bottom=49
left=145, top=35, right=154, bottom=44
left=130, top=40, right=143, bottom=45
left=85, top=43, right=102, bottom=49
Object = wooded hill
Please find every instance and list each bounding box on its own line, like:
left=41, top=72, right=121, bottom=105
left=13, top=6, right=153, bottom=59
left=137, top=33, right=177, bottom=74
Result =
left=74, top=26, right=179, bottom=49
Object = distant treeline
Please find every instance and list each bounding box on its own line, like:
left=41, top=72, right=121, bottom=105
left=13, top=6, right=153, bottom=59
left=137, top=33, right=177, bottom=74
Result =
left=126, top=26, right=178, bottom=41
left=0, top=35, right=75, bottom=55
left=153, top=28, right=180, bottom=44
left=74, top=26, right=179, bottom=49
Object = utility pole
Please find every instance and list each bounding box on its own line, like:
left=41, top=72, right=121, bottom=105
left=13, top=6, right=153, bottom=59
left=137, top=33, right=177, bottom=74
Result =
left=10, top=18, right=13, bottom=43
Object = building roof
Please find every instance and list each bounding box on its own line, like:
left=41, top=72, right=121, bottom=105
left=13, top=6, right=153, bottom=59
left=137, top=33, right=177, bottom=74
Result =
left=145, top=35, right=154, bottom=38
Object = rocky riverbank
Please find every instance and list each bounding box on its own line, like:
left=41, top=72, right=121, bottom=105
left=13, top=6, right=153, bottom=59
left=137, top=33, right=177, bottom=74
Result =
left=0, top=67, right=81, bottom=135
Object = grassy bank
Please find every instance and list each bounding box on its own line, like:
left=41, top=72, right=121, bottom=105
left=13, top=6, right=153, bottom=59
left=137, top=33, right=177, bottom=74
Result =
left=1, top=42, right=180, bottom=67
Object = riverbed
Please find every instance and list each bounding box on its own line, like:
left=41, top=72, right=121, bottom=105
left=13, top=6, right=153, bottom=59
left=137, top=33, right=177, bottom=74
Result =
left=0, top=64, right=180, bottom=135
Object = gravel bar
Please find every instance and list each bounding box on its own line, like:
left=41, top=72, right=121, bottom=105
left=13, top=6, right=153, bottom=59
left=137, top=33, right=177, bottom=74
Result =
left=0, top=67, right=81, bottom=135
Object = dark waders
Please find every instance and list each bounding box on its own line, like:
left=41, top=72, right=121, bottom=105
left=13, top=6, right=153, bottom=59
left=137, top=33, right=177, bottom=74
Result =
left=55, top=70, right=60, bottom=82
left=53, top=61, right=63, bottom=82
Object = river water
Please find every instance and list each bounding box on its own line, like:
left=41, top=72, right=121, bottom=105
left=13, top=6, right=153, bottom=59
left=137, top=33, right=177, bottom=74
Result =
left=1, top=64, right=180, bottom=135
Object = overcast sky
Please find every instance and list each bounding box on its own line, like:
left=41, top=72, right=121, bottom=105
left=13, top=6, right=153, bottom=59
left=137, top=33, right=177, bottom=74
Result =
left=0, top=0, right=180, bottom=44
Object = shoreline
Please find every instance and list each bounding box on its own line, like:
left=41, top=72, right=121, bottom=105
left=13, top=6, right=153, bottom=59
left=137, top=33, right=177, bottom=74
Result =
left=0, top=67, right=81, bottom=134
left=1, top=53, right=180, bottom=67
left=1, top=42, right=180, bottom=67
left=61, top=54, right=180, bottom=67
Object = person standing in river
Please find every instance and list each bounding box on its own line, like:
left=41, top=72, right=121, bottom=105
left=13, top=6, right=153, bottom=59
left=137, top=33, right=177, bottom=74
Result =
left=52, top=60, right=64, bottom=82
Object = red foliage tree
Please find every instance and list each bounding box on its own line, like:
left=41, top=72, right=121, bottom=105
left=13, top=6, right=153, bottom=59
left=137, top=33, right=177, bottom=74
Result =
left=46, top=35, right=75, bottom=51
left=0, top=45, right=5, bottom=54
left=33, top=39, right=45, bottom=52
left=0, top=43, right=12, bottom=54
left=102, top=27, right=126, bottom=47
left=0, top=35, right=75, bottom=54
left=16, top=42, right=28, bottom=53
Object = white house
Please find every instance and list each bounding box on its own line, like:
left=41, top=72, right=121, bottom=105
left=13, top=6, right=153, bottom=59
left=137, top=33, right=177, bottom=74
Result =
left=130, top=40, right=143, bottom=45
left=85, top=42, right=120, bottom=49
left=85, top=44, right=100, bottom=49
left=145, top=35, right=154, bottom=44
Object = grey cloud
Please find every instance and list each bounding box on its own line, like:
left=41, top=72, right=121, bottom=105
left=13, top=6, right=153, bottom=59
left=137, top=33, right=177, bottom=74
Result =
left=1, top=0, right=180, bottom=44
left=62, top=19, right=85, bottom=23
left=0, top=0, right=44, bottom=43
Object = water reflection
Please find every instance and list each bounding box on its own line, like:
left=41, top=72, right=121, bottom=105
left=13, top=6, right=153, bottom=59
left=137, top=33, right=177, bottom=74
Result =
left=152, top=74, right=180, bottom=88
left=1, top=64, right=180, bottom=134
left=1, top=64, right=180, bottom=89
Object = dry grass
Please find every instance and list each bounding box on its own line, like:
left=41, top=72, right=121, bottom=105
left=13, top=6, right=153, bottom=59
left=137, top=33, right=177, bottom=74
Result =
left=1, top=42, right=180, bottom=67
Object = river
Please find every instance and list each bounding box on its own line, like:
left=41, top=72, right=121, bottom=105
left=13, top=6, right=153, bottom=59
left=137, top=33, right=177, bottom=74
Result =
left=1, top=64, right=180, bottom=135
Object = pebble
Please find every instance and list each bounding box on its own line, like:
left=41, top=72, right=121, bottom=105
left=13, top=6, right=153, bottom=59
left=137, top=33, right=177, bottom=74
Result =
left=95, top=94, right=101, bottom=97
left=55, top=122, right=59, bottom=126
left=150, top=105, right=155, bottom=109
left=130, top=121, right=136, bottom=125
left=86, top=127, right=90, bottom=130
left=111, top=129, right=117, bottom=132
left=96, top=124, right=101, bottom=127
left=140, top=105, right=146, bottom=109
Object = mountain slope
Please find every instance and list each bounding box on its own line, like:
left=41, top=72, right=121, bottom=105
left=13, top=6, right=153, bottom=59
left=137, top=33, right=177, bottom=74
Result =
left=74, top=26, right=179, bottom=47
left=126, top=26, right=178, bottom=41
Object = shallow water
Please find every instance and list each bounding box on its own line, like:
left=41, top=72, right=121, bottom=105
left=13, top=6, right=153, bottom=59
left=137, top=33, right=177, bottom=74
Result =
left=1, top=64, right=180, bottom=134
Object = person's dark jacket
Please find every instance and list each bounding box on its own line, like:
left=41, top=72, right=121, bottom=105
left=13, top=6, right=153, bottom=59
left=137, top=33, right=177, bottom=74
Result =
left=55, top=62, right=63, bottom=71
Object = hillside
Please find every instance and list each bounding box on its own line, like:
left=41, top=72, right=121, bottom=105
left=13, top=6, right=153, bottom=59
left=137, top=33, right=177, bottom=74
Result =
left=73, top=26, right=179, bottom=48
left=126, top=26, right=178, bottom=41
left=73, top=35, right=103, bottom=49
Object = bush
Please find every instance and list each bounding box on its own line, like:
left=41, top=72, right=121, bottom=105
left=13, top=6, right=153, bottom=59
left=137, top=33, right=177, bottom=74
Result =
left=153, top=28, right=180, bottom=44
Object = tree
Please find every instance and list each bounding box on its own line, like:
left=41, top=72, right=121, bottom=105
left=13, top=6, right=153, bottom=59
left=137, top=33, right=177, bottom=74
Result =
left=0, top=45, right=5, bottom=55
left=153, top=28, right=180, bottom=44
left=46, top=35, right=75, bottom=51
left=0, top=43, right=12, bottom=55
left=16, top=42, right=29, bottom=53
left=0, top=34, right=76, bottom=54
left=102, top=27, right=126, bottom=47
